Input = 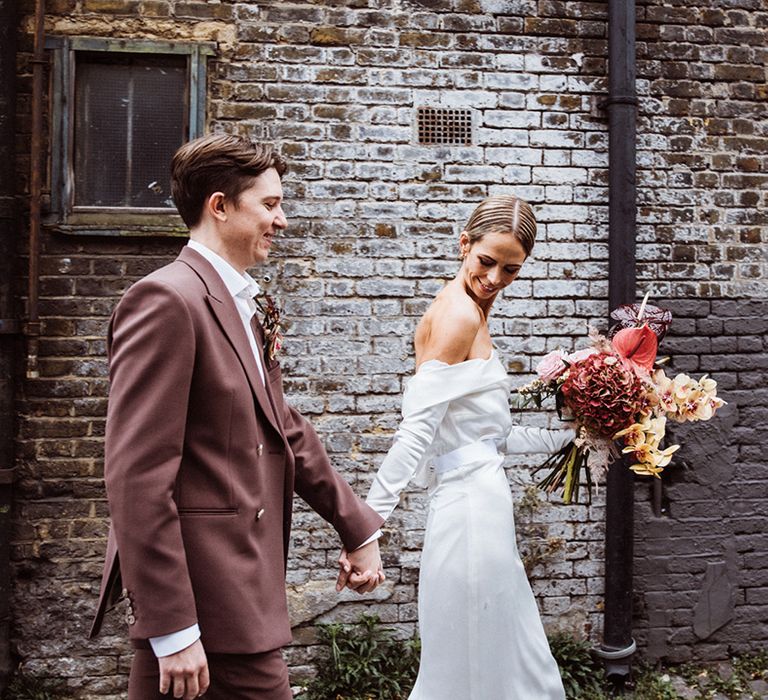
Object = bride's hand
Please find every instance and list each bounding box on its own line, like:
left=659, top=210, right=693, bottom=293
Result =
left=336, top=544, right=385, bottom=594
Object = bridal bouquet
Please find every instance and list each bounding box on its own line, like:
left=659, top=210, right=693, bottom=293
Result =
left=516, top=296, right=725, bottom=504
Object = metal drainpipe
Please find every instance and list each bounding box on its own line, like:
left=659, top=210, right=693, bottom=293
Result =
left=597, top=0, right=638, bottom=686
left=27, top=0, right=46, bottom=380
left=0, top=0, right=19, bottom=691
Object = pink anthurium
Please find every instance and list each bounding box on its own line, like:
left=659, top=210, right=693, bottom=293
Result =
left=611, top=325, right=658, bottom=373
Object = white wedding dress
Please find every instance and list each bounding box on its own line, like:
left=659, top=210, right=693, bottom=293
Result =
left=366, top=351, right=573, bottom=700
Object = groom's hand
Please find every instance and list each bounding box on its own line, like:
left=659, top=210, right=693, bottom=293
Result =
left=158, top=638, right=209, bottom=699
left=336, top=540, right=385, bottom=594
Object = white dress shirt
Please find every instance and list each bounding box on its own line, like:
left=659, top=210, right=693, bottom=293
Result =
left=187, top=239, right=266, bottom=385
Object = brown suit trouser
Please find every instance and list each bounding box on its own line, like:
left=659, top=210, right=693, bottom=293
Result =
left=128, top=648, right=292, bottom=700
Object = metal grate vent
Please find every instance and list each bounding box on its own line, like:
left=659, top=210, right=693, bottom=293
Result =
left=416, top=107, right=473, bottom=145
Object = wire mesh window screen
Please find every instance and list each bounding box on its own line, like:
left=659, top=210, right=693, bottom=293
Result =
left=416, top=107, right=473, bottom=145
left=73, top=52, right=188, bottom=208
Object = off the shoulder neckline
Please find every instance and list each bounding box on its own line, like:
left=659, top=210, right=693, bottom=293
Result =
left=416, top=348, right=496, bottom=373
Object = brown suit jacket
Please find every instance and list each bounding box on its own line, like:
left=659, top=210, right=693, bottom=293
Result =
left=90, top=247, right=383, bottom=653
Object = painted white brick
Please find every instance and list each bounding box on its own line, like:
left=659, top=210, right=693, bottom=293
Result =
left=484, top=110, right=541, bottom=129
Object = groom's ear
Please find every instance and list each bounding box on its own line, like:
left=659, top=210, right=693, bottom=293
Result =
left=206, top=192, right=228, bottom=221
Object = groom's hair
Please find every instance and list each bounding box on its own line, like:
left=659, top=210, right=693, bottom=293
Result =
left=171, top=134, right=288, bottom=228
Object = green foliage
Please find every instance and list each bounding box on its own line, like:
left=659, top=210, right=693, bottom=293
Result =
left=632, top=666, right=682, bottom=700
left=513, top=483, right=565, bottom=575
left=676, top=650, right=768, bottom=700
left=298, top=614, right=767, bottom=700
left=733, top=648, right=768, bottom=684
left=2, top=670, right=67, bottom=700
left=299, top=614, right=420, bottom=700
left=522, top=536, right=565, bottom=576
left=547, top=631, right=609, bottom=700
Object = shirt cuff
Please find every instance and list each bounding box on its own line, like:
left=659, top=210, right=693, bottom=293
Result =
left=356, top=529, right=382, bottom=549
left=149, top=624, right=201, bottom=658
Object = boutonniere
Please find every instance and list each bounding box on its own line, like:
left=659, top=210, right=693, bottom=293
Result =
left=254, top=293, right=284, bottom=363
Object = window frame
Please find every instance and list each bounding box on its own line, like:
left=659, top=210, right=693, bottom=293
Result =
left=45, top=36, right=214, bottom=236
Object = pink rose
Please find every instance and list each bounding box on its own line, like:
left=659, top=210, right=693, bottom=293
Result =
left=566, top=347, right=598, bottom=364
left=536, top=350, right=568, bottom=383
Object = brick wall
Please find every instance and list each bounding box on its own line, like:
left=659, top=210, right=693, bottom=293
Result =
left=634, top=299, right=768, bottom=662
left=632, top=0, right=768, bottom=663
left=10, top=0, right=767, bottom=696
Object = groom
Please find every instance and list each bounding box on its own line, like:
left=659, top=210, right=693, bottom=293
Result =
left=90, top=134, right=384, bottom=700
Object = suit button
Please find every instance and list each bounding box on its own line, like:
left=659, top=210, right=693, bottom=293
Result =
left=257, top=444, right=263, bottom=456
left=126, top=614, right=136, bottom=625
left=256, top=508, right=265, bottom=521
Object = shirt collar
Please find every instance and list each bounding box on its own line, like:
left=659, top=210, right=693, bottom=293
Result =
left=187, top=239, right=261, bottom=300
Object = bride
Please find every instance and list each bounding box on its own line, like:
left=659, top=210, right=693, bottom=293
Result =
left=344, top=195, right=574, bottom=699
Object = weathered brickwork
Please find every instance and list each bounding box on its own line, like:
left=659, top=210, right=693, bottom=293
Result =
left=635, top=2, right=767, bottom=300
left=9, top=0, right=767, bottom=696
left=632, top=1, right=768, bottom=663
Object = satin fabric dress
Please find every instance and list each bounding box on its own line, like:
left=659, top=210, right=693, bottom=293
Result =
left=366, top=351, right=573, bottom=700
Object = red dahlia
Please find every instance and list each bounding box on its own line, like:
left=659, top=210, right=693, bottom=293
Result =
left=561, top=353, right=646, bottom=438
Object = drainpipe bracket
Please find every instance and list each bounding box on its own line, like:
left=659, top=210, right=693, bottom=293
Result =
left=597, top=95, right=639, bottom=110
left=0, top=468, right=15, bottom=485
left=594, top=638, right=637, bottom=660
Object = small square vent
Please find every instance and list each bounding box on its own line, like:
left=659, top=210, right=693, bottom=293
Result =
left=416, top=107, right=473, bottom=145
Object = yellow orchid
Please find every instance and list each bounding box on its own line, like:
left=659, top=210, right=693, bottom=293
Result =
left=627, top=442, right=680, bottom=478
left=619, top=413, right=679, bottom=478
left=699, top=375, right=718, bottom=394
left=630, top=462, right=665, bottom=478
left=672, top=373, right=694, bottom=400
left=614, top=422, right=646, bottom=446
left=622, top=441, right=654, bottom=463
left=655, top=443, right=680, bottom=466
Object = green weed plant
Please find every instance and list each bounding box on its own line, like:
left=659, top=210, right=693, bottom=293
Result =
left=548, top=631, right=609, bottom=699
left=299, top=614, right=420, bottom=700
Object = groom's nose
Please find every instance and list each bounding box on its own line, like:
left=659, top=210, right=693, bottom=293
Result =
left=274, top=205, right=288, bottom=230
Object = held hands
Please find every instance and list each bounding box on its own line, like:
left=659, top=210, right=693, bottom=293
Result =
left=158, top=638, right=209, bottom=699
left=336, top=539, right=385, bottom=594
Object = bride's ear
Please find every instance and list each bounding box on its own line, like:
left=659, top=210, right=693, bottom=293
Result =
left=458, top=231, right=470, bottom=259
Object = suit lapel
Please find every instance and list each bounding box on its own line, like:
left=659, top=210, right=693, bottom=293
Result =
left=179, top=247, right=282, bottom=437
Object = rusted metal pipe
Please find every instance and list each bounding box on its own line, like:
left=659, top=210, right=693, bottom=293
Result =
left=0, top=0, right=19, bottom=690
left=27, top=0, right=46, bottom=379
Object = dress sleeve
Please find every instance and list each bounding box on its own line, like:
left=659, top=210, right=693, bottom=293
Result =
left=366, top=355, right=510, bottom=521
left=365, top=399, right=449, bottom=521
left=504, top=426, right=576, bottom=456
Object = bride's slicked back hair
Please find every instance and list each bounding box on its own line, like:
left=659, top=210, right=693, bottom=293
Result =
left=463, top=195, right=537, bottom=256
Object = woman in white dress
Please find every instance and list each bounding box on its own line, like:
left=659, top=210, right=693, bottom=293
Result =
left=353, top=196, right=574, bottom=699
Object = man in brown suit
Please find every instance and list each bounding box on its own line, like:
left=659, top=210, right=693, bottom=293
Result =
left=90, top=135, right=385, bottom=699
